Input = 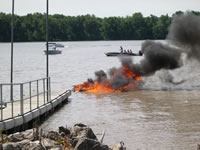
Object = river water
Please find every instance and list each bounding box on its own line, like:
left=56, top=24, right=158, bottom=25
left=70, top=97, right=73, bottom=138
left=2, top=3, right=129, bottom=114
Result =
left=1, top=41, right=200, bottom=149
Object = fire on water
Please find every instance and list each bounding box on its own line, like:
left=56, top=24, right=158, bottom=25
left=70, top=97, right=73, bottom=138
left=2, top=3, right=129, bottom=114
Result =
left=74, top=65, right=142, bottom=94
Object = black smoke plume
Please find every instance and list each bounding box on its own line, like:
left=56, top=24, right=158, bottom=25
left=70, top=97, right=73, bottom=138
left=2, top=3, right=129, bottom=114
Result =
left=131, top=40, right=183, bottom=76
left=121, top=12, right=200, bottom=77
left=168, top=12, right=200, bottom=61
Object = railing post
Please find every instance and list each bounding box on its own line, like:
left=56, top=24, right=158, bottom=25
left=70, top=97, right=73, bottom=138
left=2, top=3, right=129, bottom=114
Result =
left=11, top=84, right=14, bottom=118
left=49, top=77, right=51, bottom=101
left=43, top=78, right=46, bottom=104
left=46, top=0, right=49, bottom=102
left=29, top=81, right=32, bottom=111
left=37, top=80, right=39, bottom=108
left=0, top=85, right=3, bottom=121
left=20, top=83, right=24, bottom=115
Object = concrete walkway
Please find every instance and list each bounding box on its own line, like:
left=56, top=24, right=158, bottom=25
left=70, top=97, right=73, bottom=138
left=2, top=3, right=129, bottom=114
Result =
left=0, top=90, right=71, bottom=131
left=0, top=90, right=66, bottom=121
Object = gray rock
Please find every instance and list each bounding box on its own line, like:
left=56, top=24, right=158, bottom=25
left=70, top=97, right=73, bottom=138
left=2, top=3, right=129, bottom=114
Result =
left=23, top=129, right=34, bottom=140
left=60, top=132, right=66, bottom=137
left=7, top=130, right=33, bottom=142
left=72, top=123, right=110, bottom=150
left=47, top=131, right=59, bottom=141
left=74, top=123, right=87, bottom=128
left=42, top=138, right=57, bottom=149
left=26, top=140, right=43, bottom=150
left=3, top=143, right=15, bottom=150
left=3, top=139, right=43, bottom=150
left=74, top=138, right=110, bottom=150
left=7, top=132, right=25, bottom=142
left=49, top=147, right=62, bottom=150
left=16, top=140, right=31, bottom=150
left=58, top=126, right=70, bottom=136
left=112, top=141, right=126, bottom=150
left=72, top=123, right=97, bottom=140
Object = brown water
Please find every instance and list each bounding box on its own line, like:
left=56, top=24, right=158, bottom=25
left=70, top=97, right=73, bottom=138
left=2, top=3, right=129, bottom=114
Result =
left=1, top=41, right=200, bottom=149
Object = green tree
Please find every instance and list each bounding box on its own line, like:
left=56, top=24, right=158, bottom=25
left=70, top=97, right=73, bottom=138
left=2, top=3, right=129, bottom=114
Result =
left=83, top=15, right=102, bottom=40
left=152, top=14, right=172, bottom=39
left=0, top=13, right=11, bottom=42
left=145, top=15, right=159, bottom=39
left=101, top=17, right=123, bottom=40
left=0, top=11, right=199, bottom=41
left=129, top=13, right=148, bottom=40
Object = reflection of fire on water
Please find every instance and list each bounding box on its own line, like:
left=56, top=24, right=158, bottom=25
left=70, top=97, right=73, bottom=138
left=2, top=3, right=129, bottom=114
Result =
left=74, top=65, right=142, bottom=94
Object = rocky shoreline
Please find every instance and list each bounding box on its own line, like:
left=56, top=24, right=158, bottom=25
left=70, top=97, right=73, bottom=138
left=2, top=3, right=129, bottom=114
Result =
left=1, top=123, right=126, bottom=150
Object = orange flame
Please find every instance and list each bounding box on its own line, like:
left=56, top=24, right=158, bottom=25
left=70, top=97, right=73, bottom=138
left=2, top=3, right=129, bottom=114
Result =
left=74, top=65, right=141, bottom=94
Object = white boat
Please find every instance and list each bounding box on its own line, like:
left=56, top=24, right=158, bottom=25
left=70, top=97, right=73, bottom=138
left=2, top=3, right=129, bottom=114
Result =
left=44, top=43, right=62, bottom=55
left=55, top=43, right=64, bottom=48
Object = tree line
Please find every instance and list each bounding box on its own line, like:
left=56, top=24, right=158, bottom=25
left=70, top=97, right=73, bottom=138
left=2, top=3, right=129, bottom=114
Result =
left=0, top=11, right=199, bottom=42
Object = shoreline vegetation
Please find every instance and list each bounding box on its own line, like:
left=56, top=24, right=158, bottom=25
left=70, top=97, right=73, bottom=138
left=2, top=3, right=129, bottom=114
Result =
left=0, top=11, right=199, bottom=42
left=1, top=123, right=126, bottom=150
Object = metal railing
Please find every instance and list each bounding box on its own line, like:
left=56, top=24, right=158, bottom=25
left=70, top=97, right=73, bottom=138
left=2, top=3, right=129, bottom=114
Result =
left=0, top=77, right=51, bottom=121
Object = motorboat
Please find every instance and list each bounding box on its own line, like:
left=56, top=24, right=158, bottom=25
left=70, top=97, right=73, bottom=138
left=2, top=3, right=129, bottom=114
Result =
left=105, top=46, right=143, bottom=57
left=44, top=49, right=62, bottom=55
left=44, top=43, right=62, bottom=55
left=105, top=51, right=143, bottom=57
left=48, top=42, right=64, bottom=48
left=55, top=43, right=64, bottom=48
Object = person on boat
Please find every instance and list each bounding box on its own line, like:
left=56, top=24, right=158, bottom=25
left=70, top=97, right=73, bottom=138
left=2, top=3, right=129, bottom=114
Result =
left=120, top=46, right=123, bottom=53
left=130, top=50, right=132, bottom=53
left=139, top=50, right=143, bottom=56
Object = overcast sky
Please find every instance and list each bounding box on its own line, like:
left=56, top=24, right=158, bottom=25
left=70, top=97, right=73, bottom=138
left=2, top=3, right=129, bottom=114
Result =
left=1, top=0, right=200, bottom=18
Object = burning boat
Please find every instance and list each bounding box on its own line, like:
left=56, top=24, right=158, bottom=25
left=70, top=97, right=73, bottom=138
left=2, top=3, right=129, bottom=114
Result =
left=74, top=65, right=142, bottom=94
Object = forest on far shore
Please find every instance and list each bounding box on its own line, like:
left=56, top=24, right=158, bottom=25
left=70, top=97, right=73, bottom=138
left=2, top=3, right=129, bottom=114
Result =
left=0, top=11, right=200, bottom=42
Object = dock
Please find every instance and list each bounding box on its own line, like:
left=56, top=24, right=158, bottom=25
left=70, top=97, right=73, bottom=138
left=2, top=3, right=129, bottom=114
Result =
left=0, top=77, right=71, bottom=132
left=0, top=0, right=72, bottom=133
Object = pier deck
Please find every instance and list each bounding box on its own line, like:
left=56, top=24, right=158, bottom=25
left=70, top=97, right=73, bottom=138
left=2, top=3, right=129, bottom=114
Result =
left=1, top=90, right=64, bottom=120
left=0, top=90, right=71, bottom=132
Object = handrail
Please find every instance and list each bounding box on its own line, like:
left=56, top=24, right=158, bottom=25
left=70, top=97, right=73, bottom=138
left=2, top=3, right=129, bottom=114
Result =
left=0, top=77, right=51, bottom=121
left=0, top=77, right=48, bottom=85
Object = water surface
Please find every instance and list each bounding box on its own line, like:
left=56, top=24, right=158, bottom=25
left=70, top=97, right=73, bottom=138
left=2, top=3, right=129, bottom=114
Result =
left=1, top=41, right=200, bottom=149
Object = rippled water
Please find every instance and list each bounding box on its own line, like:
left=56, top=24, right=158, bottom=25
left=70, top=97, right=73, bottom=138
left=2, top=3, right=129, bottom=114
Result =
left=1, top=41, right=200, bottom=149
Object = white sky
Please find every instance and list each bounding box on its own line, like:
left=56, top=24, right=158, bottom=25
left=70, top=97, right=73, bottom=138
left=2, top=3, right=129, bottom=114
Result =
left=0, top=0, right=200, bottom=17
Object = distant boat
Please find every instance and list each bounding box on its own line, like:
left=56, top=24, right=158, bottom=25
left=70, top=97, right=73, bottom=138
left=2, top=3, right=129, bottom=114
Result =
left=55, top=43, right=65, bottom=48
left=105, top=51, right=143, bottom=57
left=44, top=43, right=62, bottom=55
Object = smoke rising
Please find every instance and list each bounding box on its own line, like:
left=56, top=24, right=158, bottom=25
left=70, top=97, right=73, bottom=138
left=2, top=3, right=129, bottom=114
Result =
left=121, top=12, right=200, bottom=77
left=95, top=70, right=108, bottom=83
left=168, top=12, right=200, bottom=61
left=132, top=40, right=183, bottom=76
left=94, top=65, right=138, bottom=90
left=158, top=70, right=185, bottom=85
left=112, top=12, right=200, bottom=88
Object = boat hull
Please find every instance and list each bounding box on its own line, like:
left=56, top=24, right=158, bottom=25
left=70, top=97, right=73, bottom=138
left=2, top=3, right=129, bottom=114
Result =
left=44, top=50, right=62, bottom=55
left=105, top=52, right=141, bottom=57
